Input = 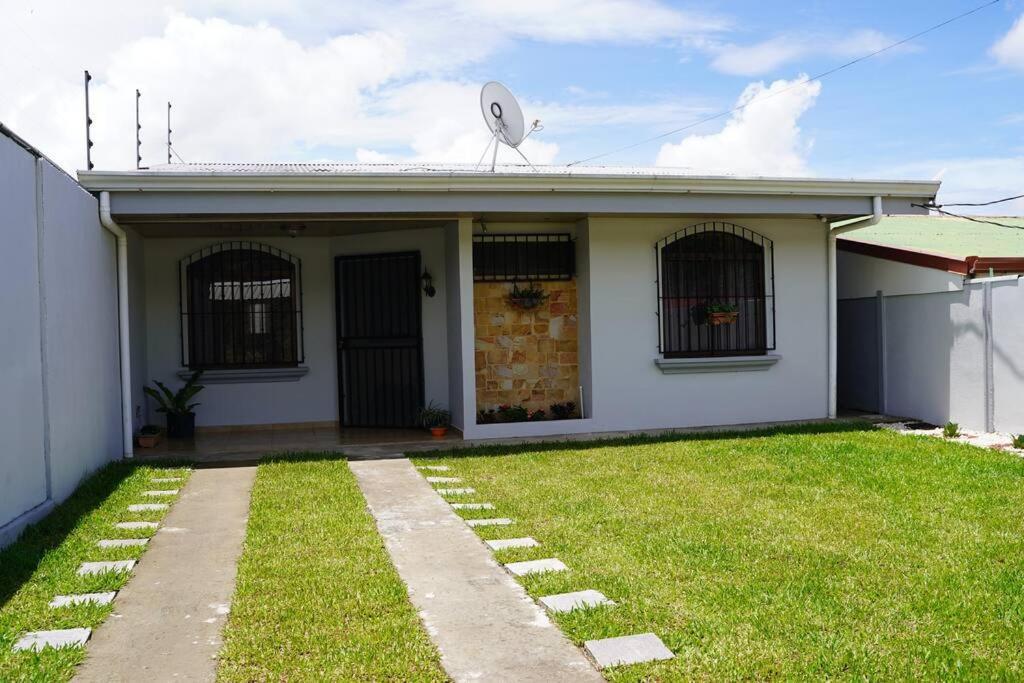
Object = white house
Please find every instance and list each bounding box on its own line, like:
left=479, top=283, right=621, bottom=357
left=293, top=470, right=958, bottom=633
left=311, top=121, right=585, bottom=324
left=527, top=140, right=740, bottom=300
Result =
left=75, top=162, right=939, bottom=444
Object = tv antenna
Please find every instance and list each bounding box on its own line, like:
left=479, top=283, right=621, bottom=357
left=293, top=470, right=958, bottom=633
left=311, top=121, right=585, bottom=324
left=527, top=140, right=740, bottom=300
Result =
left=167, top=101, right=172, bottom=164
left=476, top=81, right=542, bottom=172
left=83, top=70, right=94, bottom=170
left=135, top=89, right=142, bottom=169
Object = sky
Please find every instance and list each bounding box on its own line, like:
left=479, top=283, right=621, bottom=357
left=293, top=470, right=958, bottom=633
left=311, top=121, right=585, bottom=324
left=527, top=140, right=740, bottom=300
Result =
left=1, top=0, right=1023, bottom=214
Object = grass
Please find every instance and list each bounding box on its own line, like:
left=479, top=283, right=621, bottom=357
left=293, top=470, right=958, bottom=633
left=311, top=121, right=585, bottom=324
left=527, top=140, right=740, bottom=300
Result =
left=0, top=462, right=190, bottom=681
left=413, top=424, right=1024, bottom=680
left=217, top=454, right=446, bottom=682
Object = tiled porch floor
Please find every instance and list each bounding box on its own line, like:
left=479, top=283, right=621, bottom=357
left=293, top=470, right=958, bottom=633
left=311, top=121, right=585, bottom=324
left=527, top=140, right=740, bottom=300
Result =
left=136, top=426, right=462, bottom=463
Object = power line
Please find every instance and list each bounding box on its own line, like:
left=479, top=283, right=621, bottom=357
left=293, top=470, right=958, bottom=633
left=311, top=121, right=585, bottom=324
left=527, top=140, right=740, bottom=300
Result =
left=911, top=203, right=1024, bottom=230
left=567, top=0, right=1003, bottom=167
left=937, top=192, right=1024, bottom=207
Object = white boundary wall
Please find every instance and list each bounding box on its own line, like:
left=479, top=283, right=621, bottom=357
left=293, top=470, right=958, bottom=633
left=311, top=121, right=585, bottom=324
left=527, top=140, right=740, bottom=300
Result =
left=0, top=130, right=122, bottom=548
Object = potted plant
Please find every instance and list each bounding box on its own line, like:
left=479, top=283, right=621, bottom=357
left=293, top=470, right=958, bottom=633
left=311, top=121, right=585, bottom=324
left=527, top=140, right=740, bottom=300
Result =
left=418, top=401, right=451, bottom=437
left=144, top=371, right=205, bottom=439
left=136, top=424, right=163, bottom=448
left=507, top=282, right=549, bottom=310
left=706, top=303, right=739, bottom=326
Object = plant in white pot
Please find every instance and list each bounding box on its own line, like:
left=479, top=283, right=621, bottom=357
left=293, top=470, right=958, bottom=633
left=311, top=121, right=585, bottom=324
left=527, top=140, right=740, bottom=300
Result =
left=144, top=371, right=205, bottom=439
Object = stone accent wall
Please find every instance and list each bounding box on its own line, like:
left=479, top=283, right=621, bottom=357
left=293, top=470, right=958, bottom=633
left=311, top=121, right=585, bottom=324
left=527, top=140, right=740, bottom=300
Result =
left=474, top=281, right=579, bottom=416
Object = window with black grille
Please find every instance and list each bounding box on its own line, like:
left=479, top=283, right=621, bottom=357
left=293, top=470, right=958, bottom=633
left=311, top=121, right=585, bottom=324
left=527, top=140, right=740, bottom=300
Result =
left=180, top=242, right=304, bottom=369
left=656, top=223, right=775, bottom=358
left=473, top=233, right=574, bottom=281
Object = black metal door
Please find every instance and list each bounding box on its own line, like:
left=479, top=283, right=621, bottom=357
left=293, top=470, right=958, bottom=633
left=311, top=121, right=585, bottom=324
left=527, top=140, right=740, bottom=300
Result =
left=335, top=252, right=424, bottom=427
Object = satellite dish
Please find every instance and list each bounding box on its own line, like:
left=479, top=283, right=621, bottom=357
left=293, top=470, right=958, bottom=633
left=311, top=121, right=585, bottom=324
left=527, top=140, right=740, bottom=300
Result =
left=480, top=81, right=526, bottom=147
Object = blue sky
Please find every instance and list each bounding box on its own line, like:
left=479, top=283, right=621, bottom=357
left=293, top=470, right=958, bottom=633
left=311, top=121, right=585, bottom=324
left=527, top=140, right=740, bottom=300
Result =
left=1, top=0, right=1022, bottom=211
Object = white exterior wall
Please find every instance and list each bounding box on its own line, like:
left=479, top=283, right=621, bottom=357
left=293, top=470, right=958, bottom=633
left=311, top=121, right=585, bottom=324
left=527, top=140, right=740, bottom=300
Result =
left=837, top=250, right=963, bottom=299
left=991, top=278, right=1024, bottom=433
left=0, top=133, right=122, bottom=547
left=142, top=228, right=449, bottom=427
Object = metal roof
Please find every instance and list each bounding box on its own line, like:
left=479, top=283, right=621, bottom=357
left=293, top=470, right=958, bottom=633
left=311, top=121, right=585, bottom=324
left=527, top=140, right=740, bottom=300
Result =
left=841, top=215, right=1024, bottom=259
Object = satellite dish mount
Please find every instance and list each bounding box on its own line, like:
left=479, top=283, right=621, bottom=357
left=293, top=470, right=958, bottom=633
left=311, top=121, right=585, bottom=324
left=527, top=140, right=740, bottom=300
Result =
left=477, top=81, right=542, bottom=172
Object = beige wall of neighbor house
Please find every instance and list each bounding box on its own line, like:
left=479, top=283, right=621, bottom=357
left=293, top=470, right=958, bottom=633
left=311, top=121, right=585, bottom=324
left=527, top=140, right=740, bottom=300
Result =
left=141, top=227, right=449, bottom=428
left=0, top=130, right=122, bottom=548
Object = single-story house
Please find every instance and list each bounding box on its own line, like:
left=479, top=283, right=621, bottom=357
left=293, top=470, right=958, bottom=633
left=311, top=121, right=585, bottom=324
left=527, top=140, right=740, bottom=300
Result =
left=73, top=162, right=941, bottom=444
left=837, top=215, right=1024, bottom=432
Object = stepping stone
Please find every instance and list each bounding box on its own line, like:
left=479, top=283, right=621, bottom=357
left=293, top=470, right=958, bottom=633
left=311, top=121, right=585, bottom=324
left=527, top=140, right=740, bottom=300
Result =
left=77, top=560, right=136, bottom=576
left=150, top=477, right=182, bottom=483
left=12, top=628, right=91, bottom=652
left=49, top=592, right=117, bottom=608
left=417, top=465, right=449, bottom=471
left=128, top=503, right=168, bottom=511
left=584, top=633, right=674, bottom=668
left=436, top=485, right=475, bottom=497
left=466, top=518, right=512, bottom=527
left=485, top=537, right=539, bottom=551
left=505, top=558, right=568, bottom=576
left=450, top=502, right=495, bottom=510
left=540, top=590, right=615, bottom=614
left=426, top=476, right=461, bottom=484
left=98, top=538, right=149, bottom=548
left=142, top=489, right=178, bottom=496
left=116, top=521, right=158, bottom=530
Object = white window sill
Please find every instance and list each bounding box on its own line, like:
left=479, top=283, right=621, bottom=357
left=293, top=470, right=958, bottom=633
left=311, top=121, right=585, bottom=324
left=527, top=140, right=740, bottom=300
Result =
left=654, top=354, right=781, bottom=374
left=176, top=366, right=310, bottom=384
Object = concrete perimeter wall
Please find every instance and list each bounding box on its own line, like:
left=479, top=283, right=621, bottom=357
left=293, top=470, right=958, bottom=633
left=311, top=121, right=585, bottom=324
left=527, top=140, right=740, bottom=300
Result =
left=0, top=129, right=122, bottom=548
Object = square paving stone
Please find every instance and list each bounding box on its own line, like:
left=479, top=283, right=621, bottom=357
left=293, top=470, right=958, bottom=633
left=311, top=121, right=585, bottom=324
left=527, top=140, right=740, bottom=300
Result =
left=450, top=502, right=494, bottom=510
left=416, top=465, right=449, bottom=471
left=504, top=558, right=568, bottom=576
left=436, top=488, right=475, bottom=495
left=584, top=633, right=674, bottom=668
left=13, top=628, right=91, bottom=652
left=116, top=521, right=158, bottom=530
left=426, top=476, right=461, bottom=483
left=466, top=518, right=512, bottom=527
left=142, top=489, right=178, bottom=496
left=98, top=538, right=149, bottom=548
left=49, top=592, right=117, bottom=608
left=485, top=537, right=539, bottom=551
left=150, top=477, right=183, bottom=482
left=540, top=590, right=615, bottom=614
left=128, top=503, right=168, bottom=511
left=77, top=560, right=136, bottom=576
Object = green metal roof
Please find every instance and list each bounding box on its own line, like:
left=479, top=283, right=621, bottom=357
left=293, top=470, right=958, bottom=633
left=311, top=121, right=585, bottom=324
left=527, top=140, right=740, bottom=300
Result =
left=841, top=215, right=1024, bottom=259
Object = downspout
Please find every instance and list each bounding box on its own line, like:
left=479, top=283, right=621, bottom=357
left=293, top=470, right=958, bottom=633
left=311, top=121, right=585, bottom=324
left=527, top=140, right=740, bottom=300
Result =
left=827, top=195, right=882, bottom=418
left=99, top=192, right=134, bottom=458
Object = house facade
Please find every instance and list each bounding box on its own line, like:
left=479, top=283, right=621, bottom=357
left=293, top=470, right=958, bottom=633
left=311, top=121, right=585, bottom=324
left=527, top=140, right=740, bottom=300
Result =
left=78, top=163, right=939, bottom=442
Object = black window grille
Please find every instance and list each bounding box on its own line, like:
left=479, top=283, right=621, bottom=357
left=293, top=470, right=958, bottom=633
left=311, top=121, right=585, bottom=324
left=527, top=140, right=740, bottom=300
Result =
left=656, top=222, right=775, bottom=357
left=179, top=242, right=304, bottom=369
left=473, top=233, right=574, bottom=281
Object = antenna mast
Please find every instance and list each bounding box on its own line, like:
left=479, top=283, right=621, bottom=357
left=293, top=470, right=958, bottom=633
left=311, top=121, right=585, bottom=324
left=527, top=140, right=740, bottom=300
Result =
left=135, top=89, right=142, bottom=169
left=167, top=101, right=172, bottom=164
left=84, top=71, right=94, bottom=170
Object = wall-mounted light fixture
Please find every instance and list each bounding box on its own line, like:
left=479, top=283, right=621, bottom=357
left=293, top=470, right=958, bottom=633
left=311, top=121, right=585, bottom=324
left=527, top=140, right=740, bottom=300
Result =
left=421, top=270, right=436, bottom=297
left=281, top=223, right=306, bottom=238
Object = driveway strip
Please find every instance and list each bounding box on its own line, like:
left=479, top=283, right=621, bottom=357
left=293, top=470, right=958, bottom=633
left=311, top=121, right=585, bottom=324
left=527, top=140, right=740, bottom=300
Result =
left=349, top=458, right=602, bottom=683
left=73, top=465, right=257, bottom=682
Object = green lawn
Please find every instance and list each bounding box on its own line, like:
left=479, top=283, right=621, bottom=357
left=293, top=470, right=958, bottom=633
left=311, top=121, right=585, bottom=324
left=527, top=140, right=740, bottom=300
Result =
left=413, top=424, right=1024, bottom=680
left=0, top=462, right=190, bottom=682
left=217, top=454, right=446, bottom=682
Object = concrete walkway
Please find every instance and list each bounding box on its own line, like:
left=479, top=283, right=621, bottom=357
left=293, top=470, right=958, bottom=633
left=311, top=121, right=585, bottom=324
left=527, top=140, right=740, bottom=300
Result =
left=74, top=465, right=257, bottom=682
left=349, top=458, right=602, bottom=683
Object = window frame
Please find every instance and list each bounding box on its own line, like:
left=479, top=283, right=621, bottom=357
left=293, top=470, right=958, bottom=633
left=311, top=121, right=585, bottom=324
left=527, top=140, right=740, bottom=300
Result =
left=655, top=222, right=776, bottom=359
left=178, top=241, right=305, bottom=370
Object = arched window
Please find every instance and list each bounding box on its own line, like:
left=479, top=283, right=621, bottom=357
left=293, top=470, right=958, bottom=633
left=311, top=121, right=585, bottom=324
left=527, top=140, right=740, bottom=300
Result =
left=656, top=223, right=775, bottom=357
left=180, top=242, right=303, bottom=369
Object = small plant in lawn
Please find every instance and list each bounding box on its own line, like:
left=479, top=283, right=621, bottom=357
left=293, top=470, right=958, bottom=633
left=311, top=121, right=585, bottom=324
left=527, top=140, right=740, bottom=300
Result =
left=943, top=421, right=961, bottom=438
left=1013, top=434, right=1024, bottom=449
left=143, top=371, right=204, bottom=438
left=417, top=401, right=451, bottom=437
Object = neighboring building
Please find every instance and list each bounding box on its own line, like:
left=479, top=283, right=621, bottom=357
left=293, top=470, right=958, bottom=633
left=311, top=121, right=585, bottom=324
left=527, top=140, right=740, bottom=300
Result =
left=837, top=215, right=1024, bottom=433
left=77, top=163, right=937, bottom=441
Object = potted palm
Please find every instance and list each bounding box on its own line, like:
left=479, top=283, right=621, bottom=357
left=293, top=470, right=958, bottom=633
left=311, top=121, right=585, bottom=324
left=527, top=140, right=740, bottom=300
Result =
left=418, top=401, right=451, bottom=437
left=706, top=303, right=739, bottom=326
left=144, top=371, right=205, bottom=439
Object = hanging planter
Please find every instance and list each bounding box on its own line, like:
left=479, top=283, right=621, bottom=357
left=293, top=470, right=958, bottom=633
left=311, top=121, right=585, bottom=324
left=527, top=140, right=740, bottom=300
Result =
left=706, top=303, right=739, bottom=326
left=507, top=282, right=549, bottom=310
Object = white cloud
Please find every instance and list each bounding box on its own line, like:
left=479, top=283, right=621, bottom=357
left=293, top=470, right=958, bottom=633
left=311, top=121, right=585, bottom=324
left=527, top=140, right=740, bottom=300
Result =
left=991, top=13, right=1024, bottom=70
left=866, top=156, right=1024, bottom=216
left=655, top=76, right=821, bottom=176
left=709, top=29, right=901, bottom=77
